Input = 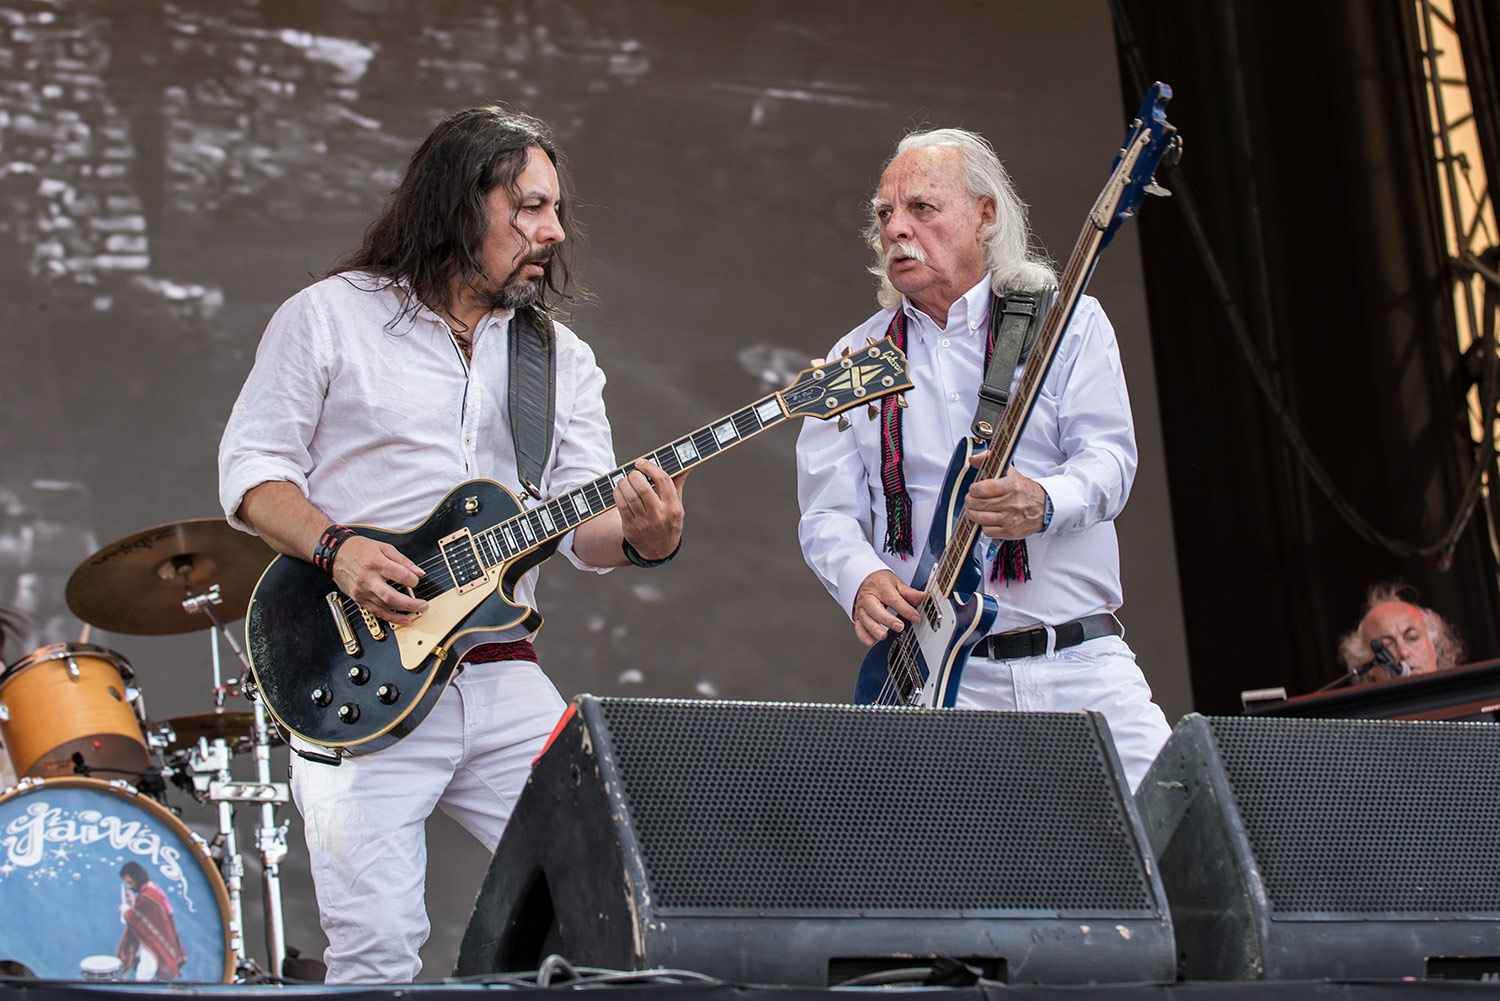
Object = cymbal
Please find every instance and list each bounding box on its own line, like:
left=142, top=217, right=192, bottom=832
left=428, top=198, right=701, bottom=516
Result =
left=66, top=518, right=275, bottom=635
left=152, top=711, right=280, bottom=752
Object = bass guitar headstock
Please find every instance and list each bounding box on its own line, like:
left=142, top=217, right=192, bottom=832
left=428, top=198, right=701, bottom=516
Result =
left=777, top=336, right=913, bottom=421
left=1094, top=81, right=1181, bottom=248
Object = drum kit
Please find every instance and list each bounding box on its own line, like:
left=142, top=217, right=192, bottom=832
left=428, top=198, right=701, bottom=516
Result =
left=0, top=518, right=298, bottom=983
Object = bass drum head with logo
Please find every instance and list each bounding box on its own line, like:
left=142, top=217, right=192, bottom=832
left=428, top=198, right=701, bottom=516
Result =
left=0, top=777, right=234, bottom=981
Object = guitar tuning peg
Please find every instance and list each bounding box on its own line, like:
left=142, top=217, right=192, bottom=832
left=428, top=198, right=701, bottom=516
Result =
left=1144, top=179, right=1172, bottom=198
left=867, top=403, right=880, bottom=421
left=840, top=346, right=852, bottom=358
left=897, top=393, right=909, bottom=409
left=865, top=337, right=878, bottom=346
left=811, top=358, right=823, bottom=367
left=837, top=415, right=851, bottom=432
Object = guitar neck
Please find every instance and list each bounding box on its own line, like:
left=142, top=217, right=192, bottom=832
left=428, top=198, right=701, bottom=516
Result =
left=472, top=393, right=792, bottom=569
left=927, top=221, right=1107, bottom=600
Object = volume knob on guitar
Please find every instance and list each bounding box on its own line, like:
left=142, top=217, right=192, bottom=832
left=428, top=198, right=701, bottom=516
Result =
left=337, top=703, right=360, bottom=723
left=348, top=664, right=370, bottom=685
left=377, top=684, right=399, bottom=705
left=310, top=686, right=333, bottom=707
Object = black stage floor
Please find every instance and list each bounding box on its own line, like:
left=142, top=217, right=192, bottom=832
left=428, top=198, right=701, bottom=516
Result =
left=5, top=979, right=1500, bottom=1001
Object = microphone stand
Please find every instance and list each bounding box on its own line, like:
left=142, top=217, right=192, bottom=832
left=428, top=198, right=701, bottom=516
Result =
left=1313, top=638, right=1401, bottom=693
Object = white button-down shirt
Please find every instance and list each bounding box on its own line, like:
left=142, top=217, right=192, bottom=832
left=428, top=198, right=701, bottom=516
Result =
left=219, top=273, right=616, bottom=617
left=795, top=275, right=1136, bottom=632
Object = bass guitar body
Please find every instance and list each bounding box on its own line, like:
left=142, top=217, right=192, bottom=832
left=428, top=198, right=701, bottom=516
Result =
left=854, top=438, right=998, bottom=708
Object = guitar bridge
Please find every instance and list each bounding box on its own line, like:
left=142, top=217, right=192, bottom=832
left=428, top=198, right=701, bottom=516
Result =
left=439, top=528, right=488, bottom=594
left=360, top=607, right=386, bottom=640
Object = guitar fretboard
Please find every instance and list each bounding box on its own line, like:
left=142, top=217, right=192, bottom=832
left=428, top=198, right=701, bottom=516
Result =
left=472, top=394, right=791, bottom=568
left=928, top=223, right=1107, bottom=600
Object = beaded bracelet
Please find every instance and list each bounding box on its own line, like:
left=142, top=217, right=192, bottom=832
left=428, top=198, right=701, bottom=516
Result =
left=622, top=537, right=680, bottom=568
left=312, top=524, right=357, bottom=575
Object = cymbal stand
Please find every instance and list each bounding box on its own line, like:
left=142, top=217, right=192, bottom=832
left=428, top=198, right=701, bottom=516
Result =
left=182, top=584, right=290, bottom=981
left=182, top=735, right=248, bottom=973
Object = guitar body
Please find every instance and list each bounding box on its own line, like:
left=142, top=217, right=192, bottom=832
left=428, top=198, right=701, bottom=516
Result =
left=244, top=338, right=914, bottom=755
left=246, top=479, right=556, bottom=755
left=854, top=439, right=999, bottom=707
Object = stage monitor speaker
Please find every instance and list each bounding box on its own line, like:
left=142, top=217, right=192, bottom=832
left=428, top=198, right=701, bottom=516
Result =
left=1136, top=714, right=1500, bottom=981
left=455, top=696, right=1174, bottom=986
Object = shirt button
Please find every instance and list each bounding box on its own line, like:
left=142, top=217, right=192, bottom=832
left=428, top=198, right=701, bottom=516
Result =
left=941, top=338, right=950, bottom=347
left=970, top=322, right=979, bottom=330
left=950, top=392, right=960, bottom=402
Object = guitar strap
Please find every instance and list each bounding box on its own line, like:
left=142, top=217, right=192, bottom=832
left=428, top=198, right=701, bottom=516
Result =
left=973, top=286, right=1054, bottom=584
left=970, top=287, right=1055, bottom=442
left=508, top=306, right=556, bottom=501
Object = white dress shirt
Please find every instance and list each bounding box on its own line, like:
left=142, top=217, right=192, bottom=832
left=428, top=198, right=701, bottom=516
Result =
left=796, top=274, right=1137, bottom=633
left=219, top=273, right=616, bottom=618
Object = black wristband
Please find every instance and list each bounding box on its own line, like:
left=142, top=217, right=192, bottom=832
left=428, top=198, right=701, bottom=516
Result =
left=622, top=537, right=680, bottom=568
left=312, top=524, right=356, bottom=575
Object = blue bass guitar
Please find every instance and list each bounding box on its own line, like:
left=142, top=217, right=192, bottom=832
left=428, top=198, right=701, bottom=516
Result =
left=854, top=82, right=1181, bottom=707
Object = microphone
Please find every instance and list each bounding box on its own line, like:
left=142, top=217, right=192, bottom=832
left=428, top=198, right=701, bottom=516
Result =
left=1363, top=638, right=1406, bottom=679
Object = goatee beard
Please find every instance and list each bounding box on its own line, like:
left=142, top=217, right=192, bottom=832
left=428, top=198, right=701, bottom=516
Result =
left=494, top=277, right=541, bottom=310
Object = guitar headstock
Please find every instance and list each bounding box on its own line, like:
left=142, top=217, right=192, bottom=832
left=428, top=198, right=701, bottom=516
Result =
left=1093, top=81, right=1181, bottom=248
left=777, top=336, right=914, bottom=420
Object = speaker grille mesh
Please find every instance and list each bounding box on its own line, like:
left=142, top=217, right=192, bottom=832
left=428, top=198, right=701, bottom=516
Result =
left=592, top=699, right=1155, bottom=914
left=1206, top=716, right=1500, bottom=916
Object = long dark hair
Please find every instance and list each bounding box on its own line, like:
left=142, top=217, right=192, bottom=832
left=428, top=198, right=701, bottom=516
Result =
left=119, top=861, right=150, bottom=888
left=330, top=105, right=583, bottom=323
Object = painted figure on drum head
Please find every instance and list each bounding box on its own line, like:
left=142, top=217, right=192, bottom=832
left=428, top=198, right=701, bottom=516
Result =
left=0, top=779, right=233, bottom=981
left=117, top=860, right=188, bottom=980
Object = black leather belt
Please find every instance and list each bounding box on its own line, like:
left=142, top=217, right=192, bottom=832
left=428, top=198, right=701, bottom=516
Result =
left=971, top=612, right=1123, bottom=661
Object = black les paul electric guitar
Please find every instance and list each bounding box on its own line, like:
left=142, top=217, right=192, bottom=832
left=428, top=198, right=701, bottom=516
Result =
left=246, top=340, right=912, bottom=756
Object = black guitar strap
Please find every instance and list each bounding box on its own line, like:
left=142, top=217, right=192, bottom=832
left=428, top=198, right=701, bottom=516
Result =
left=508, top=306, right=556, bottom=501
left=970, top=287, right=1055, bottom=441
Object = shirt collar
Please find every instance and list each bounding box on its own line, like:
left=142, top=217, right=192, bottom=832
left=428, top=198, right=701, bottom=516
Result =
left=390, top=276, right=514, bottom=337
left=901, top=272, right=994, bottom=337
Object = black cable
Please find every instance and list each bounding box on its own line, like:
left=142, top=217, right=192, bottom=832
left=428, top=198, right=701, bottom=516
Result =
left=444, top=956, right=723, bottom=989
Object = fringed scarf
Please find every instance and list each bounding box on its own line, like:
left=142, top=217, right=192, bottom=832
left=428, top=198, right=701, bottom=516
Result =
left=117, top=881, right=187, bottom=980
left=878, top=294, right=1031, bottom=583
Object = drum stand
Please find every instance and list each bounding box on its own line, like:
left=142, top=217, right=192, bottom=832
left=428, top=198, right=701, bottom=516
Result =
left=180, top=584, right=290, bottom=982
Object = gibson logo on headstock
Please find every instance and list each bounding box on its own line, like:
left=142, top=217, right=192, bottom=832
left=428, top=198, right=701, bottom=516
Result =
left=782, top=345, right=903, bottom=415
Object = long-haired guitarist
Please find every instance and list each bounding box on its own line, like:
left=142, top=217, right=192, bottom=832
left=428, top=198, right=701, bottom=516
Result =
left=795, top=127, right=1170, bottom=790
left=218, top=106, right=687, bottom=984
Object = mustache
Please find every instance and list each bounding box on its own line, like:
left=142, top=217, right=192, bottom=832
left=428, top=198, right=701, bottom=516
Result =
left=507, top=250, right=552, bottom=278
left=882, top=241, right=927, bottom=272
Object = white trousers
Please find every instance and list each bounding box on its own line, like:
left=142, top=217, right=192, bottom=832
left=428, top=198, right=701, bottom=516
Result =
left=290, top=659, right=567, bottom=985
left=955, top=634, right=1172, bottom=791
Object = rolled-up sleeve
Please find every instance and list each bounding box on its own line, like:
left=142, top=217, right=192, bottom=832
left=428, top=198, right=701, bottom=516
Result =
left=218, top=288, right=334, bottom=533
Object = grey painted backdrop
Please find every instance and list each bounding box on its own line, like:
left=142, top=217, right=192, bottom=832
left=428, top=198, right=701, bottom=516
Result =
left=0, top=0, right=1191, bottom=979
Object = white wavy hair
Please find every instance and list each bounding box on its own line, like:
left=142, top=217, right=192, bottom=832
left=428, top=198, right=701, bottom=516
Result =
left=1336, top=582, right=1465, bottom=672
left=864, top=127, right=1057, bottom=309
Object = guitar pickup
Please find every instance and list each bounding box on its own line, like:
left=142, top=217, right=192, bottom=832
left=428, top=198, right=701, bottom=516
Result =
left=439, top=528, right=488, bottom=594
left=326, top=592, right=361, bottom=656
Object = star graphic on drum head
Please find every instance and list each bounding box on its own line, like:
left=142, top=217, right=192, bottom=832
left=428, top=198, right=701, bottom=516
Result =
left=52, top=847, right=71, bottom=861
left=0, top=862, right=13, bottom=876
